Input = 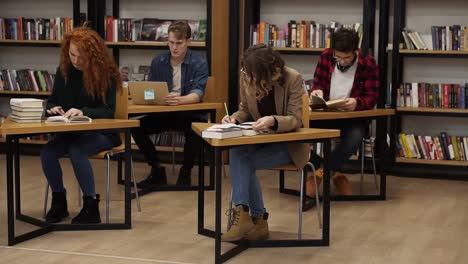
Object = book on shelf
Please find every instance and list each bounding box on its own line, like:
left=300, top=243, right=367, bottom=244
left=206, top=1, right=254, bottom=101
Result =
left=309, top=95, right=346, bottom=110
left=10, top=98, right=43, bottom=108
left=45, top=115, right=92, bottom=123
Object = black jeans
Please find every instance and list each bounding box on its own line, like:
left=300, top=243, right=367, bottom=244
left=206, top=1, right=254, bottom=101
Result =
left=311, top=119, right=366, bottom=172
left=131, top=112, right=206, bottom=170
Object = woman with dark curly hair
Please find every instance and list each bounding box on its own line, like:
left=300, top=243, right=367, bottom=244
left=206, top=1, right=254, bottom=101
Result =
left=221, top=44, right=308, bottom=242
left=41, top=27, right=122, bottom=224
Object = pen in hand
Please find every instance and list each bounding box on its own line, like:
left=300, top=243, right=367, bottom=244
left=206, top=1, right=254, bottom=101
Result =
left=222, top=102, right=235, bottom=124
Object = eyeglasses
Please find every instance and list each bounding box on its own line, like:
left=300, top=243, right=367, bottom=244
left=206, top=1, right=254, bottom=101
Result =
left=333, top=52, right=355, bottom=63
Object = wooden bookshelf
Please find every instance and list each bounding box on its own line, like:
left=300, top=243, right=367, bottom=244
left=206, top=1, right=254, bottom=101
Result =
left=0, top=91, right=51, bottom=96
left=272, top=47, right=325, bottom=52
left=0, top=40, right=62, bottom=46
left=106, top=41, right=205, bottom=48
left=396, top=157, right=468, bottom=166
left=399, top=49, right=468, bottom=55
left=397, top=107, right=468, bottom=114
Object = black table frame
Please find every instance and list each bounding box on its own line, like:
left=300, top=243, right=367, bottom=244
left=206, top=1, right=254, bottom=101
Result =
left=121, top=109, right=217, bottom=199
left=197, top=137, right=333, bottom=264
left=280, top=115, right=389, bottom=209
left=5, top=128, right=133, bottom=246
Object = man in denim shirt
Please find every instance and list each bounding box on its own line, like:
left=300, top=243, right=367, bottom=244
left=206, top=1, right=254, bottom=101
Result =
left=132, top=21, right=209, bottom=188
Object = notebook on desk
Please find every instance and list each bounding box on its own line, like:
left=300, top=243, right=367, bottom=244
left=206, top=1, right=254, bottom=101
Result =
left=128, top=81, right=169, bottom=105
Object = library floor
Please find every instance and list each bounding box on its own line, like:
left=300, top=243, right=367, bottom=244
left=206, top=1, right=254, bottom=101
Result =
left=1, top=155, right=468, bottom=264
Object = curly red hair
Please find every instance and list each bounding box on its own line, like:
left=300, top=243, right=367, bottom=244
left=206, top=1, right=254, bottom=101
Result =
left=59, top=27, right=122, bottom=102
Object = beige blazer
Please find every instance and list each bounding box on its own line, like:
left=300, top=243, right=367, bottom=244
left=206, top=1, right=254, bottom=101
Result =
left=232, top=66, right=309, bottom=169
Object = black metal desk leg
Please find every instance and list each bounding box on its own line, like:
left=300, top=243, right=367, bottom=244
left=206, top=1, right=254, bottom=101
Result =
left=6, top=136, right=15, bottom=245
left=322, top=139, right=331, bottom=245
left=214, top=147, right=223, bottom=264
left=14, top=137, right=21, bottom=217
left=124, top=130, right=132, bottom=227
left=198, top=142, right=206, bottom=233
left=377, top=116, right=387, bottom=199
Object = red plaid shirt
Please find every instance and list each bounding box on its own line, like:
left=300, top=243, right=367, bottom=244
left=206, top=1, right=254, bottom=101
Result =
left=311, top=48, right=379, bottom=111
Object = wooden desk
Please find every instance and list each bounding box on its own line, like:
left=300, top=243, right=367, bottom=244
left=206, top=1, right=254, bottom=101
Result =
left=192, top=122, right=340, bottom=264
left=305, top=108, right=395, bottom=202
left=1, top=118, right=139, bottom=246
left=125, top=102, right=223, bottom=195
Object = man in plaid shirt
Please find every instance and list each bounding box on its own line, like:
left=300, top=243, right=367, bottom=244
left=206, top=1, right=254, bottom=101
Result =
left=307, top=28, right=379, bottom=196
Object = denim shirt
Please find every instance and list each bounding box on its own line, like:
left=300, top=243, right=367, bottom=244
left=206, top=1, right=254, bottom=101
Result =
left=148, top=49, right=209, bottom=100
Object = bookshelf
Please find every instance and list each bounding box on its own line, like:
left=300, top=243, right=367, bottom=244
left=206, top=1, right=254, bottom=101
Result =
left=229, top=0, right=379, bottom=112
left=390, top=0, right=468, bottom=169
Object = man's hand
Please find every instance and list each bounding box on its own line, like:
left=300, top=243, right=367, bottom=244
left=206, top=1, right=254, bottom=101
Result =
left=63, top=108, right=83, bottom=118
left=339, top=98, right=357, bottom=111
left=47, top=106, right=65, bottom=115
left=310, top=89, right=324, bottom=98
left=164, top=93, right=184, bottom=106
left=252, top=116, right=275, bottom=131
left=221, top=115, right=236, bottom=124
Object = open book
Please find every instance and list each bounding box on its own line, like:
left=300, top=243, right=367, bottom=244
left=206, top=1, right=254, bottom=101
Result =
left=202, top=122, right=269, bottom=139
left=309, top=95, right=347, bottom=110
left=46, top=115, right=92, bottom=123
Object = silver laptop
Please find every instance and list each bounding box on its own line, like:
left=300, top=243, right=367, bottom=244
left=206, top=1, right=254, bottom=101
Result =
left=128, top=81, right=169, bottom=105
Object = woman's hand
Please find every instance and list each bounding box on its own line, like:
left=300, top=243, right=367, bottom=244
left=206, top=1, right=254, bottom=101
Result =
left=310, top=89, right=324, bottom=98
left=47, top=106, right=65, bottom=115
left=252, top=116, right=275, bottom=131
left=221, top=115, right=236, bottom=124
left=63, top=108, right=83, bottom=118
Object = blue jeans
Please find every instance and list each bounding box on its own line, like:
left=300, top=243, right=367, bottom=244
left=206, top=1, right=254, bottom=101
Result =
left=311, top=119, right=365, bottom=172
left=229, top=143, right=292, bottom=217
left=41, top=133, right=113, bottom=196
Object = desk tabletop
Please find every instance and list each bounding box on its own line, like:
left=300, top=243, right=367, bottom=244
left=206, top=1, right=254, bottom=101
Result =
left=128, top=102, right=223, bottom=114
left=0, top=118, right=139, bottom=136
left=309, top=108, right=395, bottom=121
left=192, top=122, right=340, bottom=147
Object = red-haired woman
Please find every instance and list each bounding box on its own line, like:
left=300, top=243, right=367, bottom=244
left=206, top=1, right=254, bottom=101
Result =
left=41, top=27, right=122, bottom=224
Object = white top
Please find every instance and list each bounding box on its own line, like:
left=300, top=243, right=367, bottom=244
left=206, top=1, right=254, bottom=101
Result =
left=172, top=63, right=182, bottom=96
left=330, top=57, right=358, bottom=100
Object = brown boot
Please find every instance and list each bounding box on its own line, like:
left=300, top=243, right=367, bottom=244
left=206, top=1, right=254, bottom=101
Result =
left=306, top=168, right=323, bottom=197
left=221, top=205, right=255, bottom=242
left=245, top=212, right=269, bottom=240
left=332, top=172, right=352, bottom=195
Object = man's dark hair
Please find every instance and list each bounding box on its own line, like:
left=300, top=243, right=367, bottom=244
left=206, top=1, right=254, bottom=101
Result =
left=168, top=20, right=191, bottom=40
left=331, top=28, right=360, bottom=53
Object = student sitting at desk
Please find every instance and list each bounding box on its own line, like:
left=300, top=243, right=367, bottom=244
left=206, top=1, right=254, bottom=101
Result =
left=132, top=20, right=209, bottom=188
left=221, top=44, right=308, bottom=241
left=308, top=28, right=379, bottom=196
left=41, top=27, right=122, bottom=224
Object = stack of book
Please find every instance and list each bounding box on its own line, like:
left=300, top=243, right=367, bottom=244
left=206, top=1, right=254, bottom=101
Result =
left=9, top=98, right=44, bottom=123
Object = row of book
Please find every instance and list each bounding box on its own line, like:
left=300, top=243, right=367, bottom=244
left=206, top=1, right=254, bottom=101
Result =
left=0, top=69, right=55, bottom=92
left=250, top=21, right=363, bottom=49
left=0, top=17, right=74, bottom=41
left=397, top=133, right=468, bottom=161
left=397, top=82, right=468, bottom=109
left=104, top=17, right=207, bottom=43
left=401, top=25, right=468, bottom=51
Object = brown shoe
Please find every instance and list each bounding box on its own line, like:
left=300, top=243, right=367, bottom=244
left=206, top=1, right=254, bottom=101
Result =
left=306, top=168, right=323, bottom=197
left=221, top=205, right=255, bottom=242
left=332, top=172, right=352, bottom=195
left=245, top=212, right=269, bottom=240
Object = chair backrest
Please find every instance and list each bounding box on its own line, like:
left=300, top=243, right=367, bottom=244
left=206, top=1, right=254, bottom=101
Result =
left=203, top=76, right=215, bottom=102
left=302, top=94, right=310, bottom=129
left=116, top=85, right=129, bottom=144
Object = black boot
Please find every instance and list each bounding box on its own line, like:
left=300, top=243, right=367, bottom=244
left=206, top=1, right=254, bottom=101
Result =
left=45, top=192, right=69, bottom=223
left=71, top=194, right=101, bottom=224
left=176, top=167, right=191, bottom=186
left=137, top=166, right=167, bottom=189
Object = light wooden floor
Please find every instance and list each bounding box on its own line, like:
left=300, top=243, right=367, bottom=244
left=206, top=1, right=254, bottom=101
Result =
left=1, top=155, right=468, bottom=264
